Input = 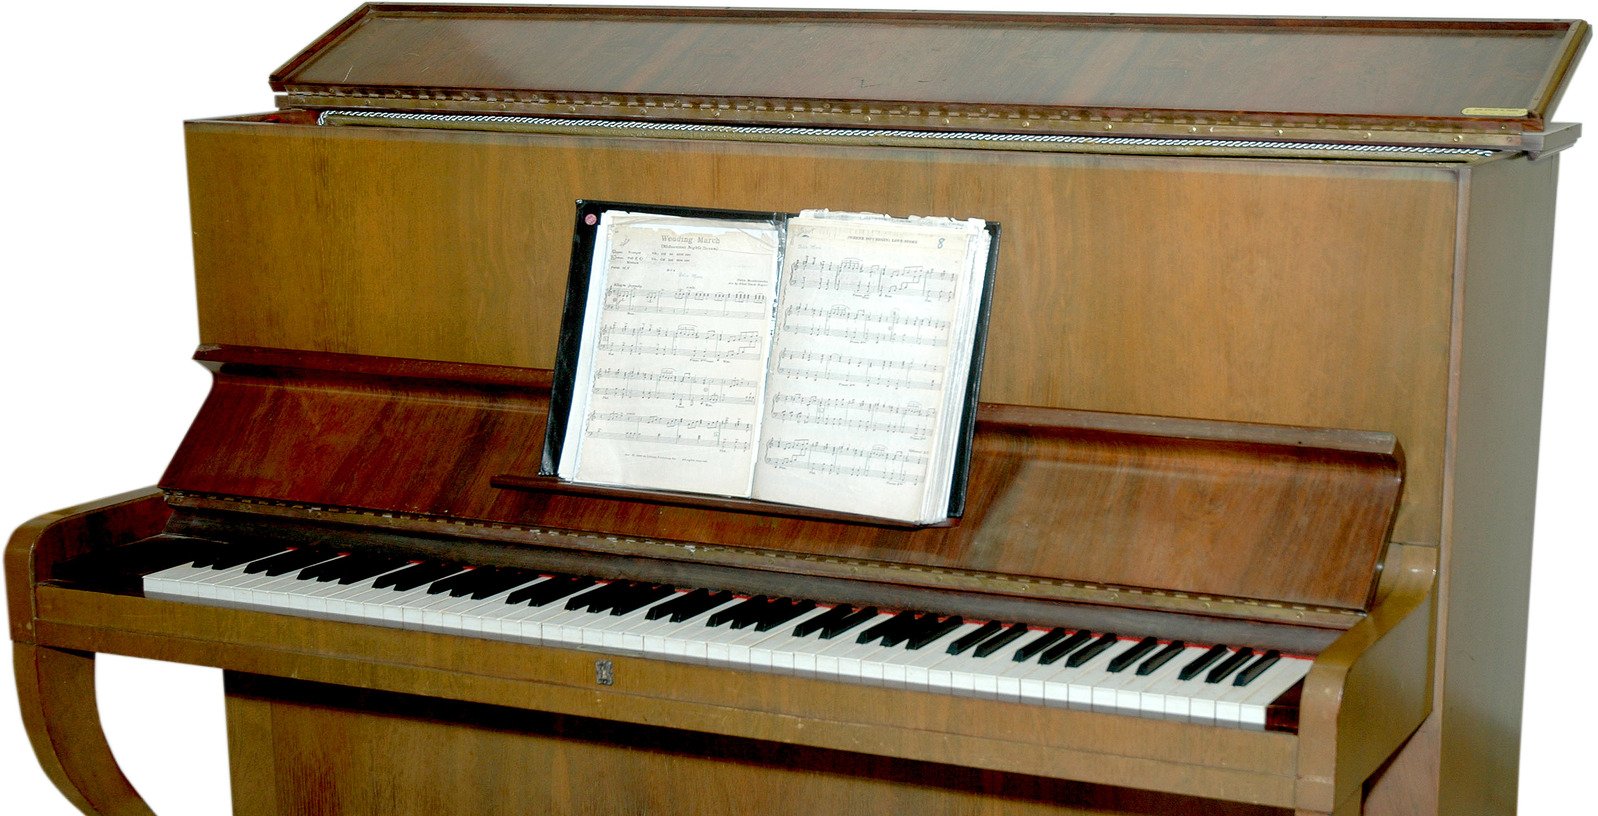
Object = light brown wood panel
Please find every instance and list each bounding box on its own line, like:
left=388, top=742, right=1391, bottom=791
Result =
left=185, top=119, right=1460, bottom=545
left=272, top=7, right=1587, bottom=135
left=31, top=587, right=1301, bottom=807
left=12, top=644, right=154, bottom=816
left=225, top=673, right=1286, bottom=816
left=1431, top=153, right=1559, bottom=816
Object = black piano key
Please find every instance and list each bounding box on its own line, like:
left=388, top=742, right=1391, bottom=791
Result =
left=820, top=606, right=879, bottom=639
left=1108, top=637, right=1161, bottom=673
left=566, top=580, right=633, bottom=612
left=610, top=584, right=676, bottom=616
left=708, top=595, right=768, bottom=628
left=880, top=612, right=938, bottom=648
left=504, top=574, right=571, bottom=606
left=384, top=562, right=465, bottom=592
left=1232, top=650, right=1281, bottom=686
left=754, top=599, right=816, bottom=632
left=530, top=576, right=601, bottom=607
left=730, top=596, right=776, bottom=630
left=647, top=588, right=706, bottom=621
left=793, top=604, right=855, bottom=637
left=1013, top=627, right=1069, bottom=662
left=971, top=622, right=1031, bottom=658
left=466, top=567, right=541, bottom=599
left=1178, top=644, right=1230, bottom=681
left=1036, top=630, right=1092, bottom=665
left=1065, top=632, right=1120, bottom=668
left=905, top=615, right=963, bottom=650
left=365, top=562, right=434, bottom=587
left=653, top=589, right=732, bottom=622
left=946, top=620, right=1004, bottom=655
left=329, top=554, right=411, bottom=584
left=1205, top=647, right=1256, bottom=684
left=426, top=566, right=486, bottom=596
left=857, top=610, right=919, bottom=645
left=430, top=567, right=492, bottom=597
left=1137, top=640, right=1186, bottom=676
left=296, top=553, right=354, bottom=582
left=675, top=590, right=735, bottom=622
left=246, top=547, right=334, bottom=577
left=196, top=542, right=286, bottom=571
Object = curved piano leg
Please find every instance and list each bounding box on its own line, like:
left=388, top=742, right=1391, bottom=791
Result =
left=14, top=643, right=156, bottom=816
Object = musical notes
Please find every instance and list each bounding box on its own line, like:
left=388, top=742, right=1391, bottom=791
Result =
left=785, top=255, right=959, bottom=302
left=779, top=303, right=951, bottom=347
left=592, top=368, right=761, bottom=407
left=596, top=322, right=764, bottom=362
left=768, top=393, right=937, bottom=438
left=603, top=286, right=770, bottom=321
left=561, top=212, right=783, bottom=497
left=559, top=207, right=993, bottom=523
left=753, top=210, right=992, bottom=517
left=762, top=438, right=929, bottom=486
left=773, top=348, right=942, bottom=390
left=585, top=411, right=753, bottom=452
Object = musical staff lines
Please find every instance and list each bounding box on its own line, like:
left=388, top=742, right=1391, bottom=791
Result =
left=768, top=393, right=937, bottom=438
left=603, top=285, right=770, bottom=321
left=774, top=348, right=942, bottom=390
left=786, top=255, right=959, bottom=302
left=779, top=304, right=951, bottom=347
left=762, top=438, right=929, bottom=486
left=597, top=322, right=764, bottom=362
left=585, top=411, right=754, bottom=452
left=592, top=368, right=761, bottom=407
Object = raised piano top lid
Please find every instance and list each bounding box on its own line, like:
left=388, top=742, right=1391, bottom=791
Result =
left=271, top=4, right=1589, bottom=149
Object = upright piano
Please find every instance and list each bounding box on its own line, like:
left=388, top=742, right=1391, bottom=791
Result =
left=7, top=6, right=1588, bottom=816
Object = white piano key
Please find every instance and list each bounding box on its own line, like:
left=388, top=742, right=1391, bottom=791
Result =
left=642, top=597, right=744, bottom=660
left=744, top=608, right=833, bottom=673
left=892, top=623, right=981, bottom=690
left=1236, top=655, right=1313, bottom=730
left=140, top=561, right=1313, bottom=733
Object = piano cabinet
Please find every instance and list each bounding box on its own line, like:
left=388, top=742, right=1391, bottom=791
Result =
left=6, top=5, right=1587, bottom=816
left=11, top=485, right=1435, bottom=816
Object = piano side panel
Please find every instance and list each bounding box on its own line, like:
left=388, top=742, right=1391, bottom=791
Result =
left=1359, top=153, right=1560, bottom=816
left=184, top=119, right=1459, bottom=548
left=223, top=673, right=1287, bottom=816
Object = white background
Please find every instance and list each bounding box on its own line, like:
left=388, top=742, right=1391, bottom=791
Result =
left=0, top=1, right=1590, bottom=813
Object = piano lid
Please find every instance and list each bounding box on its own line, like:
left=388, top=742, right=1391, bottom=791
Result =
left=271, top=5, right=1589, bottom=147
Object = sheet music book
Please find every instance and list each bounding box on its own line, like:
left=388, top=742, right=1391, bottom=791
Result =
left=544, top=202, right=999, bottom=525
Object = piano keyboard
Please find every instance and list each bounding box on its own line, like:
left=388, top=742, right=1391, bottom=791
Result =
left=139, top=545, right=1311, bottom=731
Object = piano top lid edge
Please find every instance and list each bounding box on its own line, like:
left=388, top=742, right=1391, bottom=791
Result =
left=262, top=4, right=1588, bottom=150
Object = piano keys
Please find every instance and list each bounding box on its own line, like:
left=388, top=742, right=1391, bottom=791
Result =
left=135, top=544, right=1313, bottom=731
left=6, top=5, right=1586, bottom=816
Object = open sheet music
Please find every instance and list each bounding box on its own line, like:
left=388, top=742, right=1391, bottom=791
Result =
left=550, top=204, right=997, bottom=524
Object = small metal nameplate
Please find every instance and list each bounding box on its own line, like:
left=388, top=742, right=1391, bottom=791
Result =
left=1462, top=107, right=1530, bottom=117
left=595, top=659, right=615, bottom=686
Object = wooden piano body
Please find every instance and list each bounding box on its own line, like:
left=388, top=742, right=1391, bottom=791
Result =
left=6, top=6, right=1588, bottom=815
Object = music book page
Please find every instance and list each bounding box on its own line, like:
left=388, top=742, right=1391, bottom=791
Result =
left=751, top=212, right=991, bottom=522
left=558, top=212, right=782, bottom=496
left=556, top=207, right=993, bottom=524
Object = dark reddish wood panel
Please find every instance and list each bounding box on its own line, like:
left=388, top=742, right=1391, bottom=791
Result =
left=161, top=348, right=1401, bottom=611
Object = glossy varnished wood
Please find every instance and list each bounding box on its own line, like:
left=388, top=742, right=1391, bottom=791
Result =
left=6, top=491, right=171, bottom=816
left=273, top=6, right=1587, bottom=135
left=224, top=675, right=1286, bottom=816
left=160, top=350, right=1403, bottom=612
left=6, top=495, right=1435, bottom=816
left=184, top=117, right=1458, bottom=548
